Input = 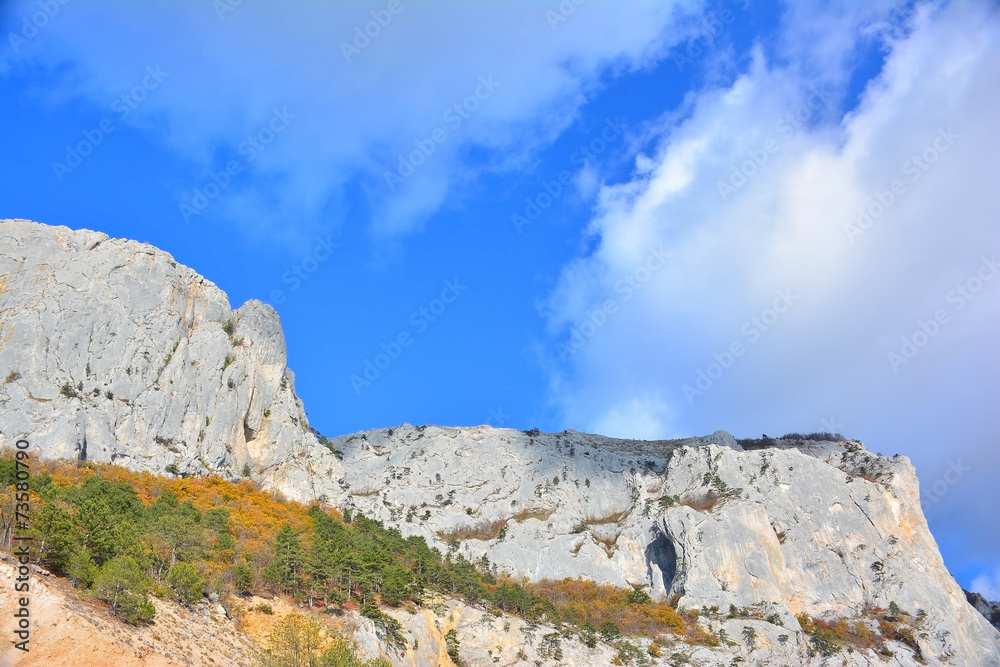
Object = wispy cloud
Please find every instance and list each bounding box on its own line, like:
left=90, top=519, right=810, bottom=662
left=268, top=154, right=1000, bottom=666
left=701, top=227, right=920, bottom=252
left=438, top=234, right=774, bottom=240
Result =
left=1, top=0, right=702, bottom=245
left=540, top=1, right=1000, bottom=570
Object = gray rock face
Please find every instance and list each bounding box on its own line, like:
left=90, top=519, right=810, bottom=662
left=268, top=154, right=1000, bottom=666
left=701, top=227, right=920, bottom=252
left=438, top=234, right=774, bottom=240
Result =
left=3, top=219, right=999, bottom=665
left=967, top=590, right=1000, bottom=632
left=333, top=424, right=1000, bottom=665
left=0, top=219, right=343, bottom=502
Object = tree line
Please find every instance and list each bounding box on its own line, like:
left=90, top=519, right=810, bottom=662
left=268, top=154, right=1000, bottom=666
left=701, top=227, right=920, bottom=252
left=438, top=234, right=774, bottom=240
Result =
left=0, top=454, right=695, bottom=648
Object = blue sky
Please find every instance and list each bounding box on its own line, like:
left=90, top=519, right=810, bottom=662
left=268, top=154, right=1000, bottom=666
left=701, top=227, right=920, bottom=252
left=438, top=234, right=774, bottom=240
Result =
left=2, top=0, right=998, bottom=596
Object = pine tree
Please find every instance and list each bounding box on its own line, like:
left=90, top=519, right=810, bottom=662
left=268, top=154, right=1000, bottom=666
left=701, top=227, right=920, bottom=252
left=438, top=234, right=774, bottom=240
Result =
left=166, top=562, right=206, bottom=604
left=265, top=524, right=307, bottom=597
left=93, top=556, right=155, bottom=624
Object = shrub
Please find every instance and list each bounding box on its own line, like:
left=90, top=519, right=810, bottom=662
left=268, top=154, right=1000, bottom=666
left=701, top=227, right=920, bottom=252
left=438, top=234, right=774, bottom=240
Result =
left=4, top=370, right=20, bottom=383
left=256, top=612, right=390, bottom=667
left=222, top=319, right=234, bottom=336
left=445, top=629, right=462, bottom=665
left=93, top=556, right=155, bottom=625
left=166, top=562, right=205, bottom=604
left=600, top=620, right=622, bottom=641
left=437, top=519, right=508, bottom=542
left=511, top=507, right=555, bottom=523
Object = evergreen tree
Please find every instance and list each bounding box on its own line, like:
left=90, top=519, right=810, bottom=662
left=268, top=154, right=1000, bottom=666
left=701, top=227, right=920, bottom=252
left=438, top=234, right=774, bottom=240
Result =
left=265, top=524, right=307, bottom=596
left=32, top=501, right=77, bottom=571
left=233, top=563, right=254, bottom=595
left=93, top=556, right=155, bottom=624
left=166, top=562, right=206, bottom=604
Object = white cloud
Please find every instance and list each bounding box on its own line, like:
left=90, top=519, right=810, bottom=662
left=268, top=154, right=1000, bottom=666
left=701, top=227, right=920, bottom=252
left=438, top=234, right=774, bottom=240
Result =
left=542, top=1, right=1000, bottom=566
left=588, top=394, right=674, bottom=440
left=972, top=567, right=1000, bottom=602
left=1, top=0, right=703, bottom=244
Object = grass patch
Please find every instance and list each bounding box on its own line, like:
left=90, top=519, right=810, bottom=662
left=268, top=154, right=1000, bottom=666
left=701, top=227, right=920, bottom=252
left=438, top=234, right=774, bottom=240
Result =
left=582, top=510, right=628, bottom=526
left=511, top=507, right=554, bottom=523
left=437, top=518, right=508, bottom=542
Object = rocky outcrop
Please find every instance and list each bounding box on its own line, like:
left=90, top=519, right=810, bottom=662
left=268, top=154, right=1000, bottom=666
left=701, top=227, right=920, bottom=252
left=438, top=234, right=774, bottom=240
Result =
left=3, top=219, right=999, bottom=665
left=967, top=590, right=1000, bottom=632
left=333, top=424, right=1000, bottom=665
left=0, top=219, right=343, bottom=502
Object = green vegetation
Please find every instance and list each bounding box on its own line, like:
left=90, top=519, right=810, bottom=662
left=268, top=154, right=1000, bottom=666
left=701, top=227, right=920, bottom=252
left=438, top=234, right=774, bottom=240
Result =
left=796, top=608, right=925, bottom=660
left=256, top=612, right=390, bottom=667
left=1, top=454, right=707, bottom=645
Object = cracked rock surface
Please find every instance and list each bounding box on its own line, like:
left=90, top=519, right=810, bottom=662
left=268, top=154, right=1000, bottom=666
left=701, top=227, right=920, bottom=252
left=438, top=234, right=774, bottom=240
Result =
left=333, top=425, right=1000, bottom=665
left=0, top=219, right=343, bottom=502
left=2, top=219, right=999, bottom=665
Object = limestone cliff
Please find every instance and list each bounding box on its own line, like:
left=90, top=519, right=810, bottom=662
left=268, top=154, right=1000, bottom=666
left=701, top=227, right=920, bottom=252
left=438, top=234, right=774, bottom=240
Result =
left=332, top=425, right=1000, bottom=665
left=0, top=218, right=343, bottom=502
left=2, top=218, right=999, bottom=666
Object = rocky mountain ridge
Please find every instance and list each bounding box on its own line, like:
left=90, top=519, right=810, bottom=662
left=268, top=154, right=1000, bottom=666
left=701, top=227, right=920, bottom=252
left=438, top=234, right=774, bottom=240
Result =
left=0, top=218, right=343, bottom=502
left=2, top=218, right=999, bottom=666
